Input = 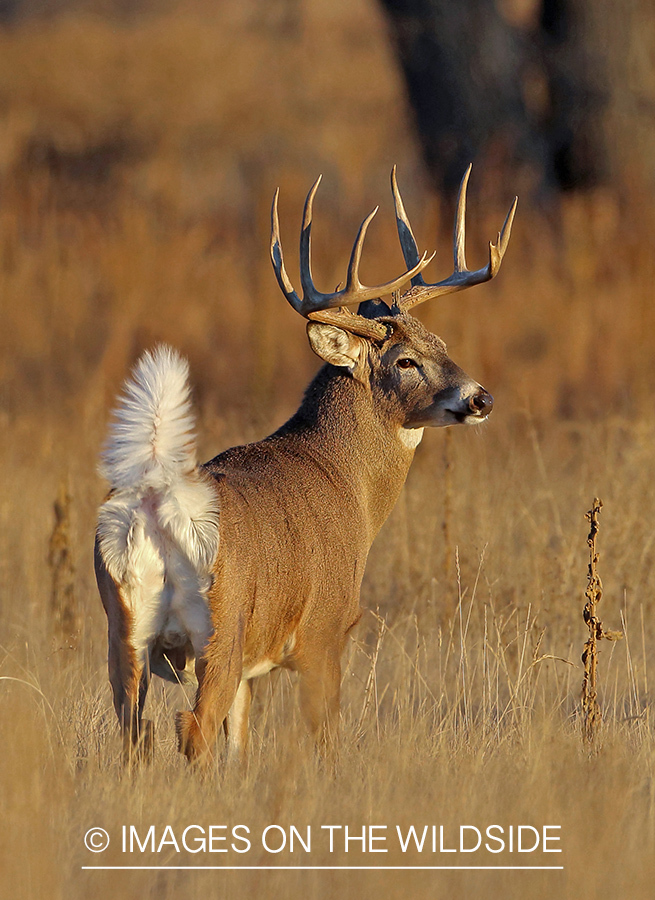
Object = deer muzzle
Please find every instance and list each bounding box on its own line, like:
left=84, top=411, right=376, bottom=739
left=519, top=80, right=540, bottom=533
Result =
left=468, top=389, right=494, bottom=418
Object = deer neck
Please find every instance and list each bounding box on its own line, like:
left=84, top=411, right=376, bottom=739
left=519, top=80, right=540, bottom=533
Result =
left=276, top=365, right=419, bottom=542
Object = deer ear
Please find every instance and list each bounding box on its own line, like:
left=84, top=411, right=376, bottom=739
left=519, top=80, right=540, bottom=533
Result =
left=306, top=322, right=367, bottom=370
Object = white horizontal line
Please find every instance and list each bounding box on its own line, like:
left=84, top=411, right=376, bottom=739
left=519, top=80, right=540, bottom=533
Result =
left=82, top=865, right=564, bottom=871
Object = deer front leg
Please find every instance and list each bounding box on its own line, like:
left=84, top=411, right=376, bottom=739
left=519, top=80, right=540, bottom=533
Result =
left=225, top=679, right=253, bottom=767
left=297, top=645, right=342, bottom=756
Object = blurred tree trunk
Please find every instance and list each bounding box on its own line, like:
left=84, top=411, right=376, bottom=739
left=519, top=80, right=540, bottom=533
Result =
left=0, top=0, right=20, bottom=20
left=378, top=0, right=612, bottom=197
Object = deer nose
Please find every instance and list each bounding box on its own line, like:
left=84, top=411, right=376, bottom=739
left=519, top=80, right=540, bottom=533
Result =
left=469, top=389, right=494, bottom=416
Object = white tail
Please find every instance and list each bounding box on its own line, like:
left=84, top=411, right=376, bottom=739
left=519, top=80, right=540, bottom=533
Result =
left=100, top=345, right=197, bottom=491
left=95, top=168, right=516, bottom=765
left=97, top=346, right=219, bottom=582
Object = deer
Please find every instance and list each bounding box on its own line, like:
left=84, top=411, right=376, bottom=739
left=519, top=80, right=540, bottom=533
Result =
left=94, top=165, right=517, bottom=764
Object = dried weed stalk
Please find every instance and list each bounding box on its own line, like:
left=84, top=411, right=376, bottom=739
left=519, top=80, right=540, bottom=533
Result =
left=48, top=479, right=79, bottom=652
left=581, top=498, right=623, bottom=746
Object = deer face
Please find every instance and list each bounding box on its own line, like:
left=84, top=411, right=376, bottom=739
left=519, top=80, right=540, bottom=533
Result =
left=307, top=313, right=493, bottom=431
left=373, top=314, right=493, bottom=428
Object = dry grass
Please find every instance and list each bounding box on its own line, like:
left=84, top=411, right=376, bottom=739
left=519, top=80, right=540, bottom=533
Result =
left=0, top=4, right=654, bottom=899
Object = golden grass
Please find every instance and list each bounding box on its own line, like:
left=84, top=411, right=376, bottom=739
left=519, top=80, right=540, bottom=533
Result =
left=0, top=4, right=654, bottom=899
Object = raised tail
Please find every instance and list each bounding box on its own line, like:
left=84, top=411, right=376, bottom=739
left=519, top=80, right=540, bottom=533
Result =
left=97, top=345, right=219, bottom=585
left=100, top=345, right=198, bottom=492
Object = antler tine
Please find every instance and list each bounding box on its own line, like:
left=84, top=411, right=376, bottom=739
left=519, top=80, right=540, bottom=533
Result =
left=391, top=165, right=428, bottom=289
left=489, top=195, right=518, bottom=276
left=453, top=163, right=472, bottom=273
left=398, top=165, right=518, bottom=312
left=299, top=175, right=323, bottom=303
left=345, top=206, right=378, bottom=292
left=270, top=177, right=434, bottom=333
left=270, top=186, right=303, bottom=313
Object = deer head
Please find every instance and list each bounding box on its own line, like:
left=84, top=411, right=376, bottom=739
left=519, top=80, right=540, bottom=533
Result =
left=270, top=166, right=517, bottom=433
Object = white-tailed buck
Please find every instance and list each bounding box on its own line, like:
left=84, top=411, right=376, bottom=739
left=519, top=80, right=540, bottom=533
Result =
left=95, top=166, right=517, bottom=763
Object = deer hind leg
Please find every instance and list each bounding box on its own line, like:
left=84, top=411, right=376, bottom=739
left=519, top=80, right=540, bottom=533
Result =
left=176, top=613, right=245, bottom=765
left=106, top=608, right=154, bottom=765
left=123, top=658, right=154, bottom=765
left=96, top=543, right=155, bottom=764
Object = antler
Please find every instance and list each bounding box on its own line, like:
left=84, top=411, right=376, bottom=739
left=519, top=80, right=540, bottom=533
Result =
left=270, top=176, right=435, bottom=339
left=391, top=165, right=518, bottom=312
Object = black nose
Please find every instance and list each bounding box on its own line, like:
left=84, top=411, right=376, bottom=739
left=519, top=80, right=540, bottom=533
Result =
left=469, top=389, right=494, bottom=416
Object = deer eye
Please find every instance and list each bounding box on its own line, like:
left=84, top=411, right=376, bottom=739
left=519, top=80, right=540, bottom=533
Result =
left=396, top=357, right=417, bottom=369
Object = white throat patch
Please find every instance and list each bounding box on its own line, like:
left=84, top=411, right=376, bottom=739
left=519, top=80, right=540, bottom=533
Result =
left=399, top=426, right=425, bottom=449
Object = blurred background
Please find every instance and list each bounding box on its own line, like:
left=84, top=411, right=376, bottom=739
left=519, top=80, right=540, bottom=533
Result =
left=1, top=0, right=654, bottom=431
